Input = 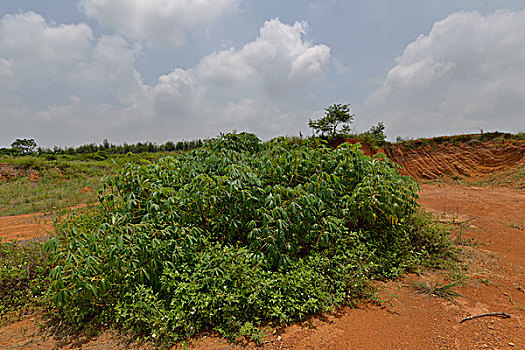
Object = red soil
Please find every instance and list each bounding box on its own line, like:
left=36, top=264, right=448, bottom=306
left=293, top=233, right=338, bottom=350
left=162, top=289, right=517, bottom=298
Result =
left=0, top=163, right=25, bottom=182
left=385, top=139, right=525, bottom=180
left=0, top=212, right=52, bottom=242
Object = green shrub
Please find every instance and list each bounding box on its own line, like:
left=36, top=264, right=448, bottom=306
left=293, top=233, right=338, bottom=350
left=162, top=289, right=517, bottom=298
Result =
left=0, top=239, right=50, bottom=320
left=46, top=132, right=452, bottom=343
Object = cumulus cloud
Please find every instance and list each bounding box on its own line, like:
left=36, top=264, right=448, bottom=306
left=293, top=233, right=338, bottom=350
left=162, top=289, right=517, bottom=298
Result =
left=0, top=12, right=329, bottom=147
left=363, top=10, right=525, bottom=138
left=197, top=18, right=331, bottom=96
left=0, top=11, right=93, bottom=90
left=0, top=12, right=153, bottom=145
left=78, top=0, right=239, bottom=47
left=211, top=98, right=296, bottom=139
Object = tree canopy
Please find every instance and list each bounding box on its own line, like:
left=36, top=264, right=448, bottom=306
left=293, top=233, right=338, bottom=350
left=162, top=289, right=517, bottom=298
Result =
left=308, top=103, right=354, bottom=137
left=10, top=138, right=37, bottom=155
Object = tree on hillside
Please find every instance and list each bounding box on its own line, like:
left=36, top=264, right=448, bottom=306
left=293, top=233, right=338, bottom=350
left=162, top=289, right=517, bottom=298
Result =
left=363, top=122, right=386, bottom=142
left=309, top=103, right=354, bottom=138
left=11, top=138, right=37, bottom=155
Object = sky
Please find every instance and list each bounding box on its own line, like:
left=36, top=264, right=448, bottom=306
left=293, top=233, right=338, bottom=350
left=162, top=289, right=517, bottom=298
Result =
left=1, top=0, right=524, bottom=148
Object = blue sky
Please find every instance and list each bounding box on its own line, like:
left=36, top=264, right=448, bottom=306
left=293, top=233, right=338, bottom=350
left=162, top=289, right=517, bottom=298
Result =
left=1, top=0, right=524, bottom=147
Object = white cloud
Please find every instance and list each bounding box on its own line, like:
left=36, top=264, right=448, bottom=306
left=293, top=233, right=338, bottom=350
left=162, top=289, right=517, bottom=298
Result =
left=0, top=12, right=93, bottom=65
left=78, top=0, right=239, bottom=47
left=197, top=18, right=331, bottom=96
left=0, top=12, right=153, bottom=145
left=363, top=10, right=525, bottom=138
left=0, top=11, right=93, bottom=90
left=213, top=98, right=291, bottom=138
left=198, top=47, right=256, bottom=86
left=0, top=12, right=329, bottom=147
left=153, top=68, right=207, bottom=123
left=71, top=35, right=149, bottom=105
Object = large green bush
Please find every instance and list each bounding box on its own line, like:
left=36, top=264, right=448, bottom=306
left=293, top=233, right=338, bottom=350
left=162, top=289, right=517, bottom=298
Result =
left=46, top=133, right=452, bottom=343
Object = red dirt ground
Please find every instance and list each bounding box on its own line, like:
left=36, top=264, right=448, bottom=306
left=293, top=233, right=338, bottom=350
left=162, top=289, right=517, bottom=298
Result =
left=0, top=213, right=53, bottom=242
left=1, top=141, right=524, bottom=349
left=385, top=139, right=525, bottom=181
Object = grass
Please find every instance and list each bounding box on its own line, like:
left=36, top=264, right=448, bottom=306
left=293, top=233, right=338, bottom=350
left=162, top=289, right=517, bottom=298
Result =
left=394, top=131, right=525, bottom=147
left=0, top=164, right=108, bottom=216
left=423, top=164, right=525, bottom=189
left=478, top=278, right=495, bottom=286
left=503, top=218, right=524, bottom=231
left=407, top=276, right=463, bottom=302
left=0, top=152, right=172, bottom=216
left=467, top=165, right=525, bottom=189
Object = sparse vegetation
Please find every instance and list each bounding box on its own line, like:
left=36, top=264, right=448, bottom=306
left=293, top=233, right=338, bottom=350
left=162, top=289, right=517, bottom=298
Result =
left=394, top=131, right=524, bottom=148
left=0, top=152, right=176, bottom=216
left=0, top=156, right=111, bottom=216
left=503, top=218, right=524, bottom=231
left=407, top=276, right=463, bottom=302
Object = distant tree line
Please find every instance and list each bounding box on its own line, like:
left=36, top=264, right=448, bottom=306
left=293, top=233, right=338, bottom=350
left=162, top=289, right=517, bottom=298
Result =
left=0, top=138, right=204, bottom=157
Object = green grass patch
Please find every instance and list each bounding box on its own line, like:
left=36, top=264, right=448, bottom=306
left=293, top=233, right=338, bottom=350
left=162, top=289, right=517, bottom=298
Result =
left=0, top=153, right=172, bottom=216
left=0, top=164, right=107, bottom=216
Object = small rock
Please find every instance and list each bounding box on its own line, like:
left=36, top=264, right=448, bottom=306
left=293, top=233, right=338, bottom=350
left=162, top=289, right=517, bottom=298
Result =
left=509, top=343, right=515, bottom=347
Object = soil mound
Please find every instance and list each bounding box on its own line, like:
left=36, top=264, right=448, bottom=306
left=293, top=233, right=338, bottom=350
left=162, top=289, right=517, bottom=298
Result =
left=384, top=139, right=525, bottom=180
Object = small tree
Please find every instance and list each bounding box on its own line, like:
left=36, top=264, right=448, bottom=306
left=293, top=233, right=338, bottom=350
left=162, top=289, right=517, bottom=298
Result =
left=366, top=122, right=386, bottom=142
left=309, top=103, right=354, bottom=138
left=11, top=138, right=37, bottom=155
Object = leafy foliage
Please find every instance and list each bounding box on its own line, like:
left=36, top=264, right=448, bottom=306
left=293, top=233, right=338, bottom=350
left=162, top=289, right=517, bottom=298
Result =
left=309, top=104, right=354, bottom=137
left=11, top=138, right=37, bottom=155
left=45, top=132, right=452, bottom=343
left=360, top=122, right=387, bottom=144
left=0, top=239, right=50, bottom=320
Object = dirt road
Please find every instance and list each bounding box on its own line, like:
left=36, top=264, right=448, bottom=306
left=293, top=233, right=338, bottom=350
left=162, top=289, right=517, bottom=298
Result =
left=0, top=183, right=524, bottom=349
left=0, top=213, right=52, bottom=242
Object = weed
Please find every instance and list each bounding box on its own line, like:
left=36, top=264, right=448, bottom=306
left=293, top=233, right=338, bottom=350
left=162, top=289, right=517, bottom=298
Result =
left=407, top=276, right=463, bottom=302
left=478, top=278, right=495, bottom=286
left=509, top=295, right=525, bottom=311
left=503, top=218, right=524, bottom=231
left=0, top=238, right=50, bottom=323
